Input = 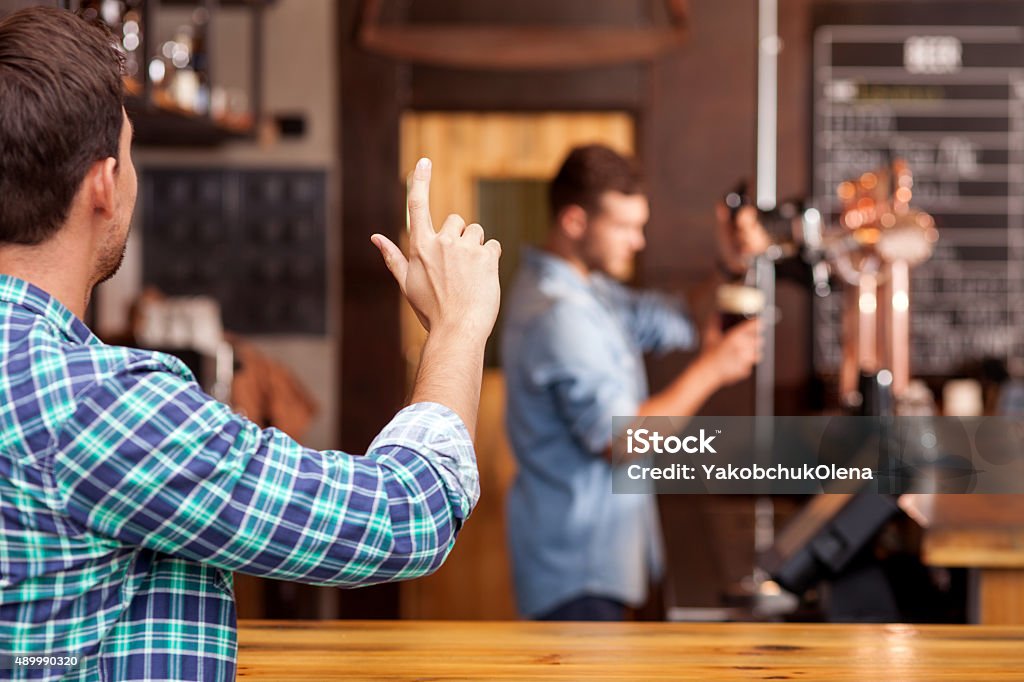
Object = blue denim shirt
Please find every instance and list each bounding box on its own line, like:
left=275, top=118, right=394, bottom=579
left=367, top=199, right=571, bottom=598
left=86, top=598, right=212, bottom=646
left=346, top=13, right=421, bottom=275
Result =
left=501, top=248, right=697, bottom=617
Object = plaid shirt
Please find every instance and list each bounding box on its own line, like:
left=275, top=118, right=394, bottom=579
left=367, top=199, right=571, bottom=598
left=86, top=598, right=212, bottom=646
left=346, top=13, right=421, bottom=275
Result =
left=0, top=275, right=479, bottom=681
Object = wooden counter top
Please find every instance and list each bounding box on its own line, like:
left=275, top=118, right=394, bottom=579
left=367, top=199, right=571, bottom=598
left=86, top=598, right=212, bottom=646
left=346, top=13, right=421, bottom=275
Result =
left=900, top=495, right=1024, bottom=568
left=237, top=620, right=1024, bottom=680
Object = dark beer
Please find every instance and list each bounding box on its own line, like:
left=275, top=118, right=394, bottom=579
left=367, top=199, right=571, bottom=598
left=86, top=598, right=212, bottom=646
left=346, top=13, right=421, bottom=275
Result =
left=717, top=284, right=765, bottom=331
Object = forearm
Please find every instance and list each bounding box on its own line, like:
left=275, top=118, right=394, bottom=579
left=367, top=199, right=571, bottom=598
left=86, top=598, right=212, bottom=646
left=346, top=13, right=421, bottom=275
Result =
left=58, top=370, right=476, bottom=587
left=637, top=354, right=721, bottom=419
left=603, top=356, right=722, bottom=463
left=410, top=324, right=487, bottom=440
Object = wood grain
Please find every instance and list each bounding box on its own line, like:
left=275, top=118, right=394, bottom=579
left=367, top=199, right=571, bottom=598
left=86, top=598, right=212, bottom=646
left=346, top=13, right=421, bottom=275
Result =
left=979, top=571, right=1024, bottom=626
left=237, top=620, right=1024, bottom=680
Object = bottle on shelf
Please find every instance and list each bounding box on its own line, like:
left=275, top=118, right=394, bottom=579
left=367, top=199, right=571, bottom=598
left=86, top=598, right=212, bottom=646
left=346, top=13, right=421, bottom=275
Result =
left=79, top=0, right=145, bottom=93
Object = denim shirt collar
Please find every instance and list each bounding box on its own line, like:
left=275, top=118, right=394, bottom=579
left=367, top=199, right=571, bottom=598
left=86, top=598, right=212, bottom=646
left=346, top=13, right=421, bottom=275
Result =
left=521, top=246, right=629, bottom=312
left=0, top=274, right=98, bottom=346
left=521, top=246, right=593, bottom=293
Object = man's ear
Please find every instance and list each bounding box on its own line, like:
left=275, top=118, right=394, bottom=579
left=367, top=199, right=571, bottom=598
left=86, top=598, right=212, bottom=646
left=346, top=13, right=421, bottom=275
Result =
left=557, top=204, right=588, bottom=241
left=86, top=157, right=118, bottom=220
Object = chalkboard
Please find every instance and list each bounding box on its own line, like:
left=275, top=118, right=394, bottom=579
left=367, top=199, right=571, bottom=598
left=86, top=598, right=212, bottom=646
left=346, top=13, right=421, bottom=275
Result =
left=142, top=167, right=327, bottom=335
left=811, top=1, right=1024, bottom=377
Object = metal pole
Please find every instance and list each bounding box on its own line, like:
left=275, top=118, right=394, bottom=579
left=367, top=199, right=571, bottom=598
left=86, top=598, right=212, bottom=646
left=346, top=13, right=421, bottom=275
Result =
left=756, top=0, right=779, bottom=212
left=751, top=0, right=787, bottom=615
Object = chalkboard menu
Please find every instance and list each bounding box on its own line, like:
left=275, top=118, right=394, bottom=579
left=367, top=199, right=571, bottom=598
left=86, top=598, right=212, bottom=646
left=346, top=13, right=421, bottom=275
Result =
left=812, top=2, right=1024, bottom=377
left=142, top=168, right=327, bottom=335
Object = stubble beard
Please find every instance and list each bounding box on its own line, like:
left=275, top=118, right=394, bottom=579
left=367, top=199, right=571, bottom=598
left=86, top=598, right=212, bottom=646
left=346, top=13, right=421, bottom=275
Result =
left=94, top=223, right=130, bottom=285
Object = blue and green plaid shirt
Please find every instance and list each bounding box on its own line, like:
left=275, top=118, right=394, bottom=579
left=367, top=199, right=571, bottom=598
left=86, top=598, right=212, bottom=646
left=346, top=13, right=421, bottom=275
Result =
left=0, top=275, right=479, bottom=681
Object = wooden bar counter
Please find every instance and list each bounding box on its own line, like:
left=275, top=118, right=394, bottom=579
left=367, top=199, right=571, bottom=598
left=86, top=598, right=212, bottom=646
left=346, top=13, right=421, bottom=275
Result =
left=237, top=620, right=1024, bottom=680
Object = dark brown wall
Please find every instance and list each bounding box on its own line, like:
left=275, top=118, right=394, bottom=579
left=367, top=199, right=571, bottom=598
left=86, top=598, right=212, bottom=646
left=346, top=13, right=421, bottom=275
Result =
left=644, top=0, right=821, bottom=412
left=641, top=0, right=759, bottom=288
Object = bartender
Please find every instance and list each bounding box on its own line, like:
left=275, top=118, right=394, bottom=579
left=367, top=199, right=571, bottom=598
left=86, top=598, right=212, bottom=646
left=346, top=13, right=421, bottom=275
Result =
left=500, top=144, right=767, bottom=621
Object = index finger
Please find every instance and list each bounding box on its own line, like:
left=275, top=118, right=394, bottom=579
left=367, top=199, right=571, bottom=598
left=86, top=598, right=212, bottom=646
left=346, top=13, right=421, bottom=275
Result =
left=407, top=157, right=434, bottom=243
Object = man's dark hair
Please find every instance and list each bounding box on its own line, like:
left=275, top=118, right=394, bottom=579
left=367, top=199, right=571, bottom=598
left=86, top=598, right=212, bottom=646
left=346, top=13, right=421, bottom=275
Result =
left=549, top=144, right=645, bottom=220
left=0, top=7, right=125, bottom=245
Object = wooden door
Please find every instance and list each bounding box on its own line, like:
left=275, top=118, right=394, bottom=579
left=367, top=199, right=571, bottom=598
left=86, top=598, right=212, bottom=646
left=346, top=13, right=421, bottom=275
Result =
left=399, top=112, right=635, bottom=619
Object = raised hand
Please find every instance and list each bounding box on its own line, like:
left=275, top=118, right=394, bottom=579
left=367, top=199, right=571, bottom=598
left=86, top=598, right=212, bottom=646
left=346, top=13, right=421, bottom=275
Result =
left=714, top=203, right=772, bottom=276
left=371, top=158, right=501, bottom=339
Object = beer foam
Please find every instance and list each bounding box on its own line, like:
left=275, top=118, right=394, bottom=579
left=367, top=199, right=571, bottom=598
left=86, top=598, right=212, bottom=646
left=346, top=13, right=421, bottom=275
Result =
left=716, top=284, right=766, bottom=315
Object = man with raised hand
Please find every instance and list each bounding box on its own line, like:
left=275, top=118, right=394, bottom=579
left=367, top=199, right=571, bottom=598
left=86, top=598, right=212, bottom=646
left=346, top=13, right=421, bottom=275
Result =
left=0, top=7, right=499, bottom=681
